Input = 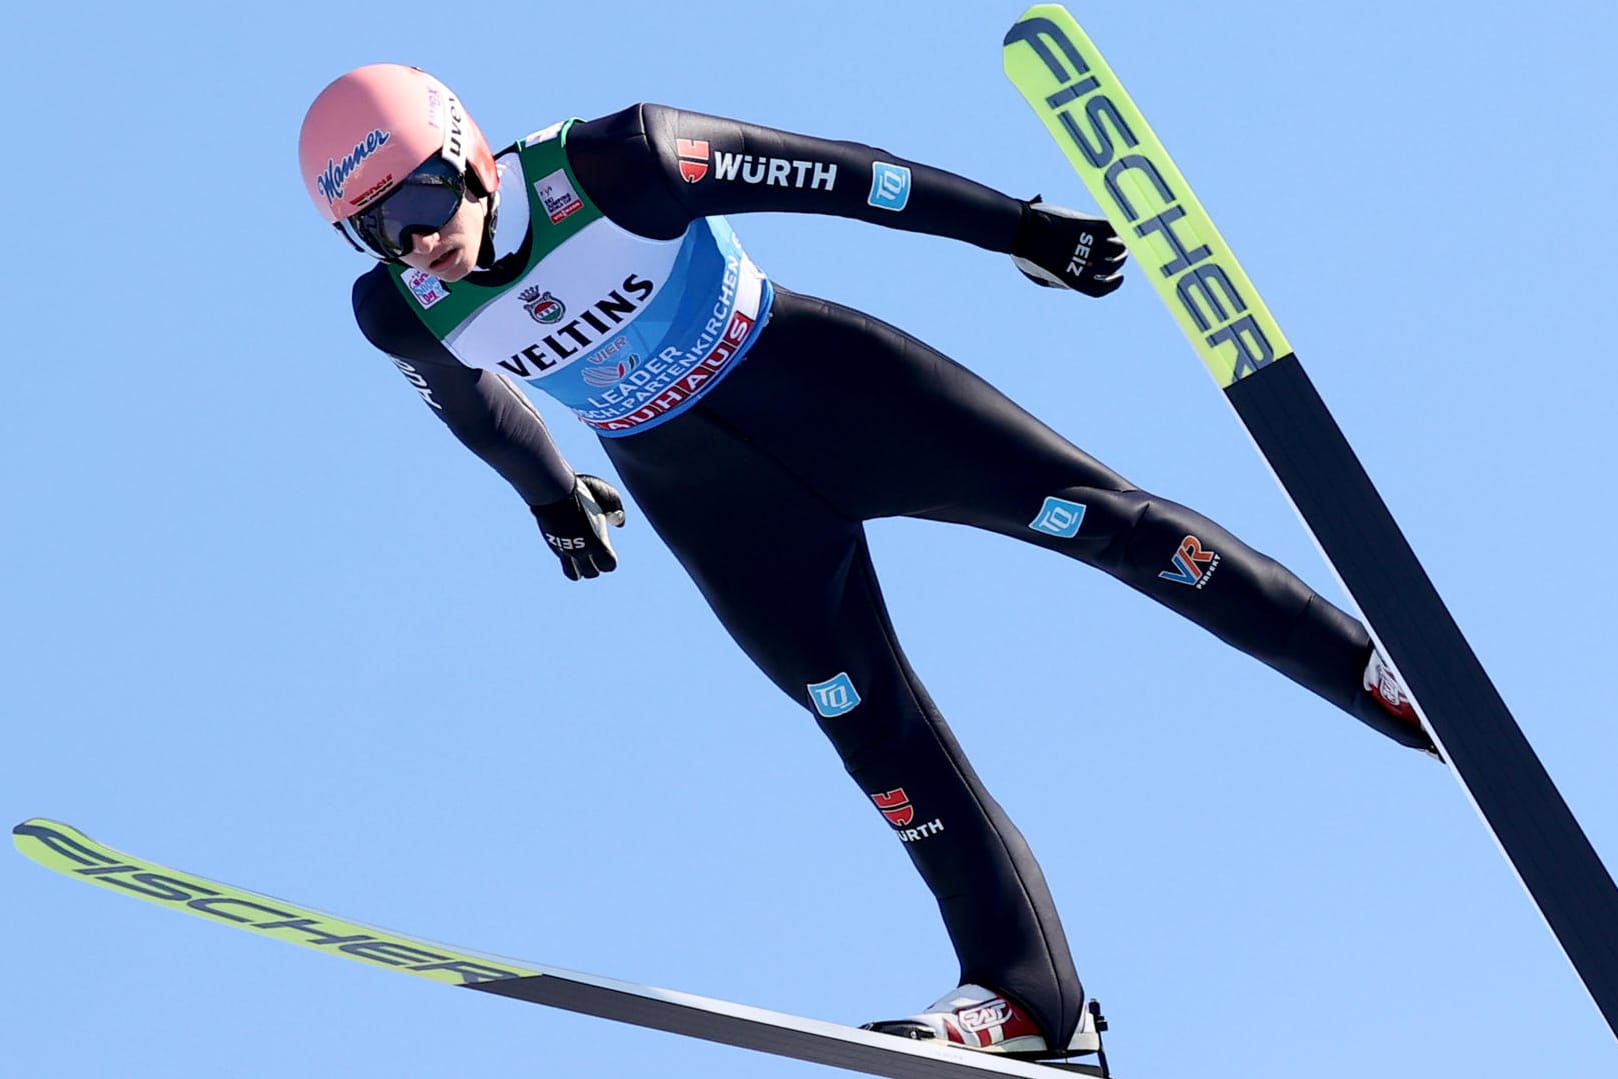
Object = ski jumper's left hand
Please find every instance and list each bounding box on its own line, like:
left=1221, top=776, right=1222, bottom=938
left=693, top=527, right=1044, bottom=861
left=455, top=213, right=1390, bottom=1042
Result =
left=1009, top=200, right=1128, bottom=297
left=530, top=475, right=627, bottom=581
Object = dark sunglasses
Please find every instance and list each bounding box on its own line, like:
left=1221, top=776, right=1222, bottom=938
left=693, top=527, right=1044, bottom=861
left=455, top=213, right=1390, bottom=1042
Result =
left=338, top=155, right=468, bottom=261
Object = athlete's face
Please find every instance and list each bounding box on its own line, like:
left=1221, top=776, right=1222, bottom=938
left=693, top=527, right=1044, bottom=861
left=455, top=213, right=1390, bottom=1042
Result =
left=398, top=192, right=486, bottom=282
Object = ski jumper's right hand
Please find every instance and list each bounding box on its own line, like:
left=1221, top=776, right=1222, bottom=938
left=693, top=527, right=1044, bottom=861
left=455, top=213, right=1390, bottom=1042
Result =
left=1010, top=200, right=1128, bottom=297
left=530, top=475, right=627, bottom=581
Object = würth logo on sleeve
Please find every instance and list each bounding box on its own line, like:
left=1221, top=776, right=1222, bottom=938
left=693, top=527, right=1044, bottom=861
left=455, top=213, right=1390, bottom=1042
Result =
left=672, top=139, right=837, bottom=190
left=676, top=139, right=710, bottom=183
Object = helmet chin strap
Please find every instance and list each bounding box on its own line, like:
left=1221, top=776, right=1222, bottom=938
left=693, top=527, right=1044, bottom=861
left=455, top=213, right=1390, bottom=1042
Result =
left=473, top=181, right=500, bottom=270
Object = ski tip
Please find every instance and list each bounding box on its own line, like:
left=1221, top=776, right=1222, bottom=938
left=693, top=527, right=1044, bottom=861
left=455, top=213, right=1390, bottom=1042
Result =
left=14, top=817, right=71, bottom=837
left=1002, top=4, right=1062, bottom=49
left=13, top=819, right=96, bottom=866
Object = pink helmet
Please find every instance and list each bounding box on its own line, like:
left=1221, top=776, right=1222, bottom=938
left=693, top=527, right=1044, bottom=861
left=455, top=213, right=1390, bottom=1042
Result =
left=298, top=64, right=498, bottom=226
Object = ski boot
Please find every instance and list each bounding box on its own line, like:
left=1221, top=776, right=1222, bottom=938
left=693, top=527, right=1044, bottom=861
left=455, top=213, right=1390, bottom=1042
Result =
left=1364, top=651, right=1442, bottom=760
left=863, top=985, right=1110, bottom=1074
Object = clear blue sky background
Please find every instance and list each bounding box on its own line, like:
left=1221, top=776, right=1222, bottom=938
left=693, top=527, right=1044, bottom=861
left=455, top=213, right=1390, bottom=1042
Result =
left=4, top=2, right=1615, bottom=1076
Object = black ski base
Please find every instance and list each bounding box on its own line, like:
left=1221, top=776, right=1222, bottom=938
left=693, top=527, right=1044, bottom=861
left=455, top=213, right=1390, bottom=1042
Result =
left=1227, top=353, right=1618, bottom=1039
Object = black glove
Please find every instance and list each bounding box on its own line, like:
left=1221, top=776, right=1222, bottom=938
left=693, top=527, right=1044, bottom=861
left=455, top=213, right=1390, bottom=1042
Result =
left=1009, top=198, right=1128, bottom=297
left=529, top=474, right=627, bottom=581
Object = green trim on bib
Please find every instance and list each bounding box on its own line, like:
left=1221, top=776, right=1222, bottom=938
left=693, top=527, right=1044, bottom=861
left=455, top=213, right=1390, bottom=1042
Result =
left=387, top=119, right=603, bottom=337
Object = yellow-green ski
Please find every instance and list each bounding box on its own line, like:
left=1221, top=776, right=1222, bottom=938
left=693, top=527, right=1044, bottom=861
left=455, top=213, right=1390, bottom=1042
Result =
left=14, top=817, right=1103, bottom=1077
left=13, top=818, right=537, bottom=984
left=1004, top=4, right=1618, bottom=1044
left=1003, top=5, right=1289, bottom=388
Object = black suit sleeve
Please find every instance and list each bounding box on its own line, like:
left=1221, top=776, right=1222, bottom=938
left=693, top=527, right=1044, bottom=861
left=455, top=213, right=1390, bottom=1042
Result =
left=345, top=104, right=1029, bottom=506
left=565, top=103, right=1026, bottom=249
left=351, top=267, right=576, bottom=507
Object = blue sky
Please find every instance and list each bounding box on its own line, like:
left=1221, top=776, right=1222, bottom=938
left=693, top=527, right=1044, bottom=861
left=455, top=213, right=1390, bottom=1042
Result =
left=4, top=1, right=1616, bottom=1076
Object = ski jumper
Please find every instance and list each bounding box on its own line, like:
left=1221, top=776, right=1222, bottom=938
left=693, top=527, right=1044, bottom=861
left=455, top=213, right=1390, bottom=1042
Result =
left=352, top=104, right=1425, bottom=1046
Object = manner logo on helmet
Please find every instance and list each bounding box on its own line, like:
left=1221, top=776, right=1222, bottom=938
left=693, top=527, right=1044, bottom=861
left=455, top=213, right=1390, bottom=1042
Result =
left=519, top=286, right=565, bottom=324
left=316, top=128, right=391, bottom=206
left=535, top=169, right=583, bottom=224
left=676, top=139, right=710, bottom=183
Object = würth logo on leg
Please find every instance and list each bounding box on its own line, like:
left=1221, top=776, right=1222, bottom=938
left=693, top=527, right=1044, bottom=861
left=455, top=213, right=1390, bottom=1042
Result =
left=870, top=789, right=914, bottom=827
left=868, top=788, right=944, bottom=843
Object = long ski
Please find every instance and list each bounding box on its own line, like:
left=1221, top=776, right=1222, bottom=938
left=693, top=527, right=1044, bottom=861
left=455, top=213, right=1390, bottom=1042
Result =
left=1003, top=3, right=1618, bottom=1041
left=12, top=819, right=1106, bottom=1078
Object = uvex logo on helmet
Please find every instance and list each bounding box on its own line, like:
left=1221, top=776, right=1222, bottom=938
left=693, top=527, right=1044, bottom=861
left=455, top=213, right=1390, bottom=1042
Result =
left=437, top=91, right=470, bottom=172
left=316, top=128, right=392, bottom=206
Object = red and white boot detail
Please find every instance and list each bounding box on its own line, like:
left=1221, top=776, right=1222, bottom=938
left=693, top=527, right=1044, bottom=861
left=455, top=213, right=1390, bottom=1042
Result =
left=1364, top=651, right=1417, bottom=724
left=1364, top=651, right=1442, bottom=759
left=862, top=984, right=1105, bottom=1059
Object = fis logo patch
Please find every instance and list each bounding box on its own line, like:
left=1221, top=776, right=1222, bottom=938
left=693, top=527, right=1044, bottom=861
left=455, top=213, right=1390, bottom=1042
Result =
left=535, top=169, right=583, bottom=223
left=1029, top=496, right=1087, bottom=538
left=808, top=673, right=861, bottom=717
left=868, top=162, right=912, bottom=211
left=1159, top=534, right=1220, bottom=589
